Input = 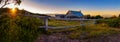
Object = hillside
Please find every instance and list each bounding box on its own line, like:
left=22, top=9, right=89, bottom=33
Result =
left=0, top=8, right=120, bottom=42
left=35, top=20, right=120, bottom=42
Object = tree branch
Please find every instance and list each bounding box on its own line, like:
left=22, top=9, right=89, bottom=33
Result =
left=0, top=0, right=9, bottom=8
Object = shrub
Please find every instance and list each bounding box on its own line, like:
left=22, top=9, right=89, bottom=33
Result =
left=96, top=18, right=120, bottom=28
left=0, top=13, right=44, bottom=42
left=106, top=18, right=120, bottom=28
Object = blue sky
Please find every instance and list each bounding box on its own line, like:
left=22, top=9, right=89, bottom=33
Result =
left=18, top=0, right=120, bottom=17
left=32, top=0, right=120, bottom=8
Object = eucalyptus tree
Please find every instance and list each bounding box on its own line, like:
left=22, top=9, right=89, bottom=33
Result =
left=0, top=0, right=21, bottom=8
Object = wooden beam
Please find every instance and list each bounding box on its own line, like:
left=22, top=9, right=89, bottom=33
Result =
left=44, top=17, right=48, bottom=31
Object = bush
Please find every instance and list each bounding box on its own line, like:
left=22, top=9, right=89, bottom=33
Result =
left=106, top=18, right=120, bottom=28
left=0, top=13, right=44, bottom=42
left=97, top=18, right=120, bottom=28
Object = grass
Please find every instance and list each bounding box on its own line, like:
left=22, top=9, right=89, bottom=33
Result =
left=48, top=19, right=94, bottom=27
left=47, top=19, right=120, bottom=39
left=49, top=19, right=80, bottom=26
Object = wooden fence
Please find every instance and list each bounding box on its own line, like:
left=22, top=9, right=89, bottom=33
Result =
left=26, top=15, right=100, bottom=31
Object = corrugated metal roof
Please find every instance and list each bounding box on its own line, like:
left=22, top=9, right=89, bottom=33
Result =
left=69, top=11, right=84, bottom=17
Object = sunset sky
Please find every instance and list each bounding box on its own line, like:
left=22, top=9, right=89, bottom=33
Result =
left=4, top=0, right=120, bottom=17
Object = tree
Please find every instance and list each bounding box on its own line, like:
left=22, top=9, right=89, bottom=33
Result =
left=84, top=14, right=91, bottom=19
left=110, top=15, right=117, bottom=19
left=94, top=15, right=103, bottom=19
left=0, top=0, right=21, bottom=8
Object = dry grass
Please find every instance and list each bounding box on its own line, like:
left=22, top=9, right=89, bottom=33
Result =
left=47, top=20, right=120, bottom=39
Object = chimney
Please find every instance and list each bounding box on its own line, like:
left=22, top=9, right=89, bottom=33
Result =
left=79, top=10, right=81, bottom=12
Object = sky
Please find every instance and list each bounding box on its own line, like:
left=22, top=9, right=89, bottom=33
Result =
left=3, top=0, right=120, bottom=17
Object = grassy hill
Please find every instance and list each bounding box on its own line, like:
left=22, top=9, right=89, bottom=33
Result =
left=0, top=8, right=120, bottom=42
left=35, top=19, right=120, bottom=42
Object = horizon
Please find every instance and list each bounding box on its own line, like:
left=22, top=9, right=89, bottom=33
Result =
left=2, top=0, right=120, bottom=17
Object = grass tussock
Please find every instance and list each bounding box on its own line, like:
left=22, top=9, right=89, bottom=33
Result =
left=48, top=24, right=120, bottom=39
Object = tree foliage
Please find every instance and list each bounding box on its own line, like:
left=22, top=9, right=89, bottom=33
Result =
left=94, top=15, right=103, bottom=19
left=84, top=15, right=103, bottom=19
left=0, top=0, right=21, bottom=8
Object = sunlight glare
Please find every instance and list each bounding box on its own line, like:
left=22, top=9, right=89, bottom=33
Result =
left=11, top=7, right=16, bottom=13
left=8, top=4, right=17, bottom=17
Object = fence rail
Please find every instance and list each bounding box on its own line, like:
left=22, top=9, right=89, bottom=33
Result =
left=25, top=15, right=101, bottom=30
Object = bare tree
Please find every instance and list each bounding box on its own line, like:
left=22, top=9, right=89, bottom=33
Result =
left=0, top=0, right=21, bottom=8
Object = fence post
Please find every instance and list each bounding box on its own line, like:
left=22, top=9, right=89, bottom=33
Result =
left=44, top=16, right=48, bottom=31
left=81, top=20, right=85, bottom=26
left=93, top=20, right=97, bottom=24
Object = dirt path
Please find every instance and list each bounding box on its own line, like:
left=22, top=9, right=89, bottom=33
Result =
left=35, top=33, right=120, bottom=42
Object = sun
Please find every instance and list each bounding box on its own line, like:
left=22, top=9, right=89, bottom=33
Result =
left=8, top=3, right=17, bottom=13
left=7, top=3, right=17, bottom=17
left=11, top=7, right=16, bottom=12
left=8, top=4, right=17, bottom=12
